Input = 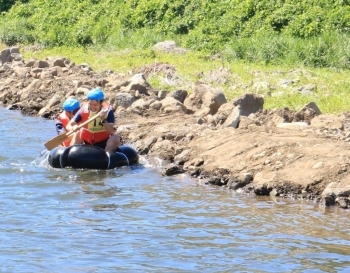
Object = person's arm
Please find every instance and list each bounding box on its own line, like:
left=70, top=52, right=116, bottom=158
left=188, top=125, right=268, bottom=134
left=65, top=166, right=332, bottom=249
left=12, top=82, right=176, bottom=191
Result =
left=68, top=110, right=82, bottom=130
left=66, top=121, right=73, bottom=131
left=100, top=108, right=115, bottom=135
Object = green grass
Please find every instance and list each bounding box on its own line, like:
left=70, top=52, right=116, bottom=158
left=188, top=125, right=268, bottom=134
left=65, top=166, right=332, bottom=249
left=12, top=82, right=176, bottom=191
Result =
left=3, top=1, right=350, bottom=115
left=5, top=44, right=350, bottom=115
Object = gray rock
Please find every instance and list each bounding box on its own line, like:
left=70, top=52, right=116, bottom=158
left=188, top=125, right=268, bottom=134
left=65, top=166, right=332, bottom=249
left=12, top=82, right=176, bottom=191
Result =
left=113, top=93, right=136, bottom=109
left=168, top=89, right=188, bottom=103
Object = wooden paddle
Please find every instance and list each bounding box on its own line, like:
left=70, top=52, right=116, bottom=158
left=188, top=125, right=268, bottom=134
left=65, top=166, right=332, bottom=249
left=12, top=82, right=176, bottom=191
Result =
left=44, top=113, right=101, bottom=151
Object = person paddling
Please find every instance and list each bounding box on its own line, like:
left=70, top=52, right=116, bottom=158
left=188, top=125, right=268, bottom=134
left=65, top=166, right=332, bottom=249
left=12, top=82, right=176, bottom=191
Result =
left=55, top=97, right=81, bottom=147
left=68, top=87, right=121, bottom=153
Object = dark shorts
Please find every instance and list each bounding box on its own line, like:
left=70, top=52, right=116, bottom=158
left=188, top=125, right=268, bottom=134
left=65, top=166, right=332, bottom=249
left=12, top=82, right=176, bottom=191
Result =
left=87, top=140, right=108, bottom=150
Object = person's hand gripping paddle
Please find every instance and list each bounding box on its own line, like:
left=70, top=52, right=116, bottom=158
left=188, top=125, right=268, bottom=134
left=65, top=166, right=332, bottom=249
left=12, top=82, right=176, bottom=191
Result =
left=44, top=112, right=101, bottom=151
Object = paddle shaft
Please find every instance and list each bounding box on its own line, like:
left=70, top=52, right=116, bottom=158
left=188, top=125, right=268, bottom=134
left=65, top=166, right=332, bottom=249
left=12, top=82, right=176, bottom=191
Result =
left=44, top=112, right=101, bottom=151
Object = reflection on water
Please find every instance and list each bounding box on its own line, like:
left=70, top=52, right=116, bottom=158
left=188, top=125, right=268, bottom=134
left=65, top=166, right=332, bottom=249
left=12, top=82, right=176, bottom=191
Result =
left=1, top=106, right=350, bottom=273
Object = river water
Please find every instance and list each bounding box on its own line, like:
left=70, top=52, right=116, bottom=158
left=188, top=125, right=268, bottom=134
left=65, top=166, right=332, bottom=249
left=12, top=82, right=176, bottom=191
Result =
left=1, top=105, right=350, bottom=273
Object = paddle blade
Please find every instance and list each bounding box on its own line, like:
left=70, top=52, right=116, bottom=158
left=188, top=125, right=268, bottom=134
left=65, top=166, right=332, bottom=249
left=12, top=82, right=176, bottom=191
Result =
left=44, top=133, right=69, bottom=151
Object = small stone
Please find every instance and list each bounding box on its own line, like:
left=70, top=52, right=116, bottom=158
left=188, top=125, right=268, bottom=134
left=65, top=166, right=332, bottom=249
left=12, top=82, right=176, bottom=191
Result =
left=312, top=162, right=323, bottom=169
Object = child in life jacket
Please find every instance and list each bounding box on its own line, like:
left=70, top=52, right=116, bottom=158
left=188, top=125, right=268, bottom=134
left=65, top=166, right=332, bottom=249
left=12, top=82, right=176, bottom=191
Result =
left=55, top=97, right=81, bottom=147
left=68, top=88, right=121, bottom=153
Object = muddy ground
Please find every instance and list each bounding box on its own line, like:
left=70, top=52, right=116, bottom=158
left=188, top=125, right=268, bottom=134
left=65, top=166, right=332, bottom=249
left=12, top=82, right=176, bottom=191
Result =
left=1, top=46, right=350, bottom=209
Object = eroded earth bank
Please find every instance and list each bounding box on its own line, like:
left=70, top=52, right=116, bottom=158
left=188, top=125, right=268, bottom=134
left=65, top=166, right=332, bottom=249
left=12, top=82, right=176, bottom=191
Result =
left=1, top=46, right=350, bottom=209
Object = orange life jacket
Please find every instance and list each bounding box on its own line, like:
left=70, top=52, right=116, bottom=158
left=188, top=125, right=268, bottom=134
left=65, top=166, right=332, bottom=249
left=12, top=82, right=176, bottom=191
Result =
left=80, top=102, right=112, bottom=144
left=57, top=111, right=71, bottom=147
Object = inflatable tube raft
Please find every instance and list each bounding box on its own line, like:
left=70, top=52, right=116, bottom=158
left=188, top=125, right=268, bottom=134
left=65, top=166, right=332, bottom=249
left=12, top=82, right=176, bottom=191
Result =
left=48, top=145, right=139, bottom=169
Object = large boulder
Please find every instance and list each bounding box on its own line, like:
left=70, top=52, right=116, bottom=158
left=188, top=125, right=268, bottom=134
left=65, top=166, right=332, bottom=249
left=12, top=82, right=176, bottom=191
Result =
left=160, top=97, right=187, bottom=114
left=112, top=92, right=136, bottom=110
left=120, top=73, right=152, bottom=95
left=231, top=93, right=264, bottom=117
left=184, top=83, right=227, bottom=117
left=167, top=89, right=188, bottom=103
left=212, top=93, right=264, bottom=128
left=0, top=47, right=20, bottom=65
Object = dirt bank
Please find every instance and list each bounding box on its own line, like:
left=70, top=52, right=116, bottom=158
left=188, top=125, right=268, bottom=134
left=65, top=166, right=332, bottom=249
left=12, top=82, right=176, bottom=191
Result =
left=1, top=46, right=350, bottom=209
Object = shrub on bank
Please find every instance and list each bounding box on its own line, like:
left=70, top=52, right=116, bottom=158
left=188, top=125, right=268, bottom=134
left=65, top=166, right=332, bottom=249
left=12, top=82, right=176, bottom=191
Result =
left=1, top=0, right=350, bottom=68
left=2, top=0, right=350, bottom=114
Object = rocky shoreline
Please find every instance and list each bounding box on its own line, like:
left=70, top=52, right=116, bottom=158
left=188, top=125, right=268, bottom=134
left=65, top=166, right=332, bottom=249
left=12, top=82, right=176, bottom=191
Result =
left=1, top=46, right=350, bottom=209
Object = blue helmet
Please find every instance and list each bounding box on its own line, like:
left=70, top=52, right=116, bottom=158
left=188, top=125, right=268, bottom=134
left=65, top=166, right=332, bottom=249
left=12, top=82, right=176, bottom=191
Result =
left=87, top=87, right=104, bottom=101
left=62, top=98, right=80, bottom=111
